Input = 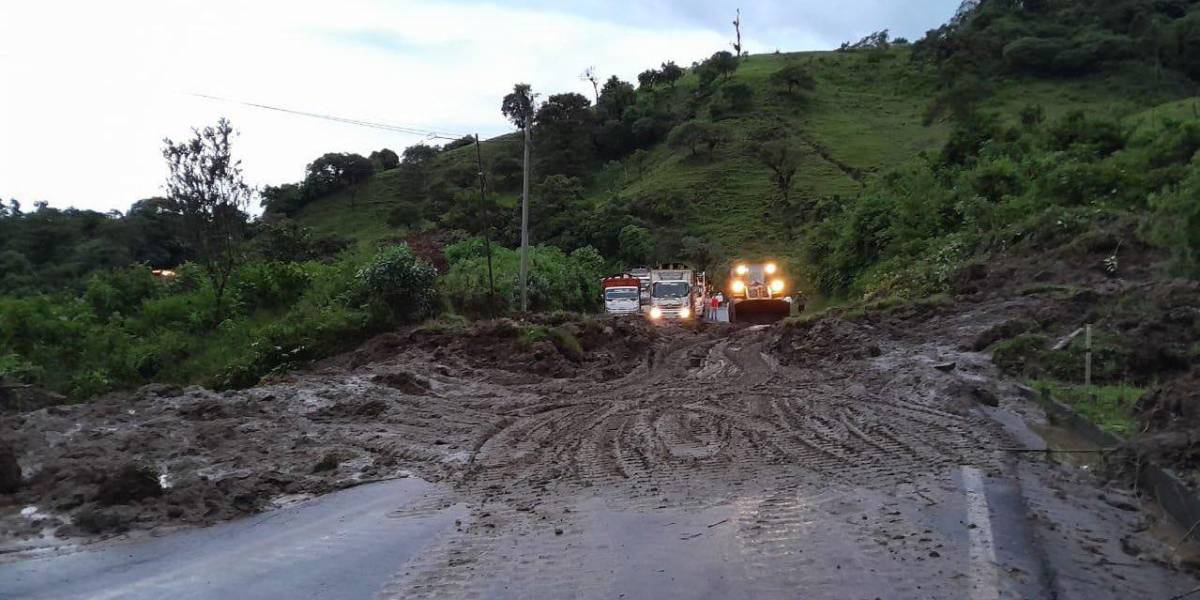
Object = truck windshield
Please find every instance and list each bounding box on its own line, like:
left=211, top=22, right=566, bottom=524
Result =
left=652, top=281, right=690, bottom=298
left=605, top=288, right=638, bottom=301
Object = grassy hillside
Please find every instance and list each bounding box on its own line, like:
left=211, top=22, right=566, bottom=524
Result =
left=294, top=46, right=1192, bottom=288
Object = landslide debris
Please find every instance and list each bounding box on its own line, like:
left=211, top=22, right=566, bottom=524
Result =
left=0, top=315, right=655, bottom=549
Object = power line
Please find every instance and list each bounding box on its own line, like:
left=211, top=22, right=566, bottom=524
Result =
left=189, top=92, right=523, bottom=144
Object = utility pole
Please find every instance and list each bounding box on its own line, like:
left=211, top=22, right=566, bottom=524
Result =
left=474, top=134, right=496, bottom=317
left=519, top=123, right=531, bottom=313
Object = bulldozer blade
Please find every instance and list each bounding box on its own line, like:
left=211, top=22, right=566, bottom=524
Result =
left=730, top=299, right=791, bottom=324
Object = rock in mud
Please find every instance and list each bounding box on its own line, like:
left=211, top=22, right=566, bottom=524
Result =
left=971, top=386, right=1000, bottom=407
left=934, top=362, right=957, bottom=372
left=968, top=318, right=1036, bottom=352
left=0, top=441, right=21, bottom=494
left=73, top=506, right=134, bottom=534
left=313, top=452, right=341, bottom=473
left=95, top=463, right=163, bottom=505
left=947, top=381, right=1000, bottom=407
left=372, top=371, right=430, bottom=395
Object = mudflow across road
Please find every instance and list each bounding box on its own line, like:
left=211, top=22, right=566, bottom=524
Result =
left=1, top=315, right=1196, bottom=599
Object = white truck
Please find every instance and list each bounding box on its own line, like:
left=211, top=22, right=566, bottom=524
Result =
left=602, top=275, right=642, bottom=315
left=647, top=264, right=695, bottom=322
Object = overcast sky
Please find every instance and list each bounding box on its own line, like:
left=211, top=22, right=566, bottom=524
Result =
left=0, top=0, right=960, bottom=213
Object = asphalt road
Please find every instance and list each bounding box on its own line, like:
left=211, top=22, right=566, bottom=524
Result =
left=0, top=478, right=464, bottom=600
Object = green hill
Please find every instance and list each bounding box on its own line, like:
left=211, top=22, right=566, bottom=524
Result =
left=290, top=45, right=1193, bottom=297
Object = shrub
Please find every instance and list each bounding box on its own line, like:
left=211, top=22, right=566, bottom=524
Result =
left=1047, top=111, right=1126, bottom=156
left=1003, top=37, right=1071, bottom=72
left=355, top=244, right=439, bottom=325
left=517, top=325, right=583, bottom=361
left=1146, top=170, right=1200, bottom=276
left=441, top=240, right=605, bottom=317
left=233, top=261, right=312, bottom=311
left=993, top=331, right=1133, bottom=382
left=84, top=267, right=160, bottom=319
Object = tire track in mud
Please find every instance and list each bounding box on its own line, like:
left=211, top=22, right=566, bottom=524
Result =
left=350, top=324, right=1007, bottom=598
left=437, top=325, right=1000, bottom=508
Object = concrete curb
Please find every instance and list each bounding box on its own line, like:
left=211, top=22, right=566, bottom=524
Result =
left=1035, top=389, right=1200, bottom=532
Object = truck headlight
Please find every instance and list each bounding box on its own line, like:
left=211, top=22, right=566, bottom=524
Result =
left=765, top=262, right=777, bottom=275
left=649, top=307, right=663, bottom=319
left=679, top=307, right=691, bottom=319
left=770, top=279, right=785, bottom=293
left=731, top=280, right=745, bottom=293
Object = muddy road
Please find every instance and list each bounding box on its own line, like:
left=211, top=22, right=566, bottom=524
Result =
left=1, top=316, right=1196, bottom=599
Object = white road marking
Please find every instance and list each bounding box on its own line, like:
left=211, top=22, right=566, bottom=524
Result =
left=962, top=466, right=1001, bottom=600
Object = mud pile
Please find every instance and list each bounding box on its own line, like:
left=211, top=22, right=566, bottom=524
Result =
left=769, top=317, right=884, bottom=365
left=336, top=316, right=655, bottom=379
left=0, top=315, right=656, bottom=549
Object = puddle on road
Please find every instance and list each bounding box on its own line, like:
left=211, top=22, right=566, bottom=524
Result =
left=1028, top=420, right=1200, bottom=567
left=1028, top=422, right=1107, bottom=471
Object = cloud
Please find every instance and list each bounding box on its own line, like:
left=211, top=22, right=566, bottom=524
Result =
left=0, top=0, right=955, bottom=213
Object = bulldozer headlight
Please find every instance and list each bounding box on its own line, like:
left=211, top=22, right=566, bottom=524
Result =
left=679, top=307, right=691, bottom=319
left=770, top=279, right=785, bottom=293
left=765, top=262, right=777, bottom=275
left=735, top=264, right=748, bottom=276
left=730, top=280, right=746, bottom=294
left=649, top=306, right=663, bottom=319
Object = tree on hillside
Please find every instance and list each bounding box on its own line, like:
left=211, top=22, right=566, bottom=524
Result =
left=501, top=83, right=537, bottom=130
left=618, top=224, right=654, bottom=266
left=750, top=139, right=805, bottom=205
left=667, top=121, right=730, bottom=157
left=304, top=153, right=375, bottom=207
left=161, top=118, right=252, bottom=321
left=443, top=135, right=475, bottom=151
left=533, top=92, right=596, bottom=177
left=769, top=63, right=817, bottom=95
left=598, top=76, right=636, bottom=121
left=709, top=51, right=740, bottom=81
left=681, top=236, right=723, bottom=272
left=261, top=183, right=304, bottom=217
left=531, top=175, right=588, bottom=248
left=659, top=61, right=683, bottom=88
left=840, top=29, right=890, bottom=52
left=401, top=143, right=440, bottom=165
left=638, top=69, right=658, bottom=90
left=369, top=148, right=400, bottom=171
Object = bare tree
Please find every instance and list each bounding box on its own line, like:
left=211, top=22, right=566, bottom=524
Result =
left=161, top=118, right=252, bottom=322
left=732, top=8, right=744, bottom=59
left=581, top=66, right=600, bottom=104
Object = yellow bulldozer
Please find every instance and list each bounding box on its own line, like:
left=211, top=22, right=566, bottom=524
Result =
left=727, top=261, right=795, bottom=324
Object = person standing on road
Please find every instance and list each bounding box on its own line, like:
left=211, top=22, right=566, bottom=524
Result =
left=709, top=294, right=720, bottom=321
